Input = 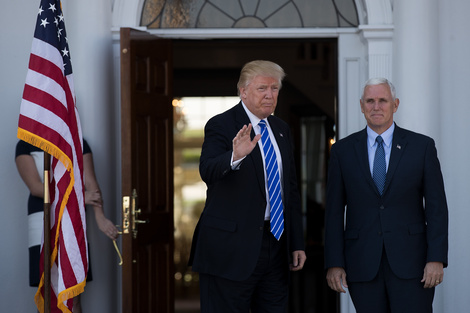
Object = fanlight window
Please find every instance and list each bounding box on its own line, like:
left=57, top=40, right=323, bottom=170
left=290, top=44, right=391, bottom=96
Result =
left=141, top=0, right=358, bottom=28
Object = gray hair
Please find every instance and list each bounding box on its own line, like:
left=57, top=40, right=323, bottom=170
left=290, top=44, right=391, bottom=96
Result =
left=237, top=60, right=285, bottom=96
left=361, top=77, right=397, bottom=100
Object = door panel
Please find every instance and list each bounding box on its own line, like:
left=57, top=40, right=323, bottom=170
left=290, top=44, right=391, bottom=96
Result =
left=120, top=27, right=174, bottom=313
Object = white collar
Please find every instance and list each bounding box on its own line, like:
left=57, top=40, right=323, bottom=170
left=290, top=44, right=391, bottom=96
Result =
left=367, top=123, right=394, bottom=148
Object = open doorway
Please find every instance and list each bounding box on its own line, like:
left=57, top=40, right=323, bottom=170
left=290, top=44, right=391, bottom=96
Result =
left=172, top=38, right=338, bottom=313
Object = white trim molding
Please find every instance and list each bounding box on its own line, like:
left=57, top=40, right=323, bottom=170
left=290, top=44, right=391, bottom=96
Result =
left=112, top=0, right=144, bottom=27
left=359, top=24, right=394, bottom=81
left=359, top=0, right=394, bottom=81
left=361, top=0, right=393, bottom=24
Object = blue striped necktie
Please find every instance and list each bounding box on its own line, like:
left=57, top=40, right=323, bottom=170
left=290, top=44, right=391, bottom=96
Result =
left=373, top=135, right=386, bottom=195
left=258, top=119, right=284, bottom=240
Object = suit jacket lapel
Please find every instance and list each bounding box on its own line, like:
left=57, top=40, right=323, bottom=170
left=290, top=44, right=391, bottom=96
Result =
left=268, top=117, right=288, bottom=160
left=268, top=116, right=289, bottom=189
left=354, top=128, right=378, bottom=194
left=384, top=125, right=407, bottom=194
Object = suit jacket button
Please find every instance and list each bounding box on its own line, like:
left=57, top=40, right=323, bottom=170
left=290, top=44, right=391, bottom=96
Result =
left=380, top=205, right=385, bottom=210
left=259, top=226, right=263, bottom=231
left=378, top=231, right=382, bottom=235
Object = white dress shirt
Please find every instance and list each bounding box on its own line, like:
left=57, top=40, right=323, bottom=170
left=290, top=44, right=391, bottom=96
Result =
left=367, top=123, right=394, bottom=175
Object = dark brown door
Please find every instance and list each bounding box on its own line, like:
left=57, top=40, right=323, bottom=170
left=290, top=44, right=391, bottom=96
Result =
left=120, top=27, right=174, bottom=313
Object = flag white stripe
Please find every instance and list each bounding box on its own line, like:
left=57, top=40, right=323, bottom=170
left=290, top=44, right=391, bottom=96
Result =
left=31, top=38, right=64, bottom=71
left=24, top=69, right=68, bottom=108
left=51, top=262, right=59, bottom=294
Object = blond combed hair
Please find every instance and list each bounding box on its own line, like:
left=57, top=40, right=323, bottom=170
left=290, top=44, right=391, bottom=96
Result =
left=237, top=60, right=285, bottom=96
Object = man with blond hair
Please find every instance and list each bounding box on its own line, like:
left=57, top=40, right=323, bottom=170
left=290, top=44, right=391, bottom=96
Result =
left=190, top=60, right=306, bottom=313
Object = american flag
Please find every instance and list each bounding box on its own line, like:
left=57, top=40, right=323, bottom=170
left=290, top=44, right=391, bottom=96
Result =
left=17, top=1, right=87, bottom=312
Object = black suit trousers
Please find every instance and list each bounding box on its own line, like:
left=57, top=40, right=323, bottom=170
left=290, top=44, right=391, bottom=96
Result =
left=199, top=222, right=288, bottom=313
left=348, top=249, right=435, bottom=313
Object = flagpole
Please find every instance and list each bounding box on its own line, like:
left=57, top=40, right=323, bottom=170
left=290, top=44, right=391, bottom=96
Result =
left=44, top=152, right=51, bottom=313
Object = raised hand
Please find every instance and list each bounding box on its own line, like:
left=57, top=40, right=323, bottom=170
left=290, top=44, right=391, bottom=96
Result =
left=232, top=124, right=261, bottom=161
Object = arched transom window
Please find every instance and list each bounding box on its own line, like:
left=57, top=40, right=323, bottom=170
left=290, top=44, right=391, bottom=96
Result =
left=141, top=0, right=358, bottom=28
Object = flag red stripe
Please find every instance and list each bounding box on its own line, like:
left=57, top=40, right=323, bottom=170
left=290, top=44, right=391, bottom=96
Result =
left=58, top=228, right=78, bottom=288
left=62, top=80, right=83, bottom=172
left=28, top=53, right=66, bottom=88
left=22, top=84, right=69, bottom=121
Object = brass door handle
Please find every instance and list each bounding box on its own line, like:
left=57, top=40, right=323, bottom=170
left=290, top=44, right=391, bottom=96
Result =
left=107, top=225, right=123, bottom=266
left=123, top=189, right=148, bottom=239
left=113, top=238, right=123, bottom=266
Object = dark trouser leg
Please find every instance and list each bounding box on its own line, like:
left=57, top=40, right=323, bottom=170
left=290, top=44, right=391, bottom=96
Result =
left=251, top=223, right=288, bottom=313
left=199, top=222, right=288, bottom=313
left=349, top=249, right=434, bottom=313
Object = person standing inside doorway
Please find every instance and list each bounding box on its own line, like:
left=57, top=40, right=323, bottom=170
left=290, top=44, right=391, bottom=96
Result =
left=189, top=60, right=306, bottom=313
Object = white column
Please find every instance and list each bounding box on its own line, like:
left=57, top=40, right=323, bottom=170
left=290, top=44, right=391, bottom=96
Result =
left=435, top=0, right=470, bottom=312
left=359, top=25, right=394, bottom=81
left=392, top=0, right=440, bottom=140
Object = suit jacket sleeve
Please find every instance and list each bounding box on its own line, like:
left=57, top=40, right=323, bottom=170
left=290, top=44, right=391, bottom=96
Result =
left=199, top=115, right=235, bottom=185
left=324, top=143, right=346, bottom=269
left=423, top=138, right=449, bottom=266
left=285, top=126, right=305, bottom=253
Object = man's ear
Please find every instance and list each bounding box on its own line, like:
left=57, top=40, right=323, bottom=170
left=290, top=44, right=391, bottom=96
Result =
left=394, top=98, right=400, bottom=112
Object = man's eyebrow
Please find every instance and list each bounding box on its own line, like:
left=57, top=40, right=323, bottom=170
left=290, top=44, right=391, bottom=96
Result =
left=365, top=97, right=388, bottom=101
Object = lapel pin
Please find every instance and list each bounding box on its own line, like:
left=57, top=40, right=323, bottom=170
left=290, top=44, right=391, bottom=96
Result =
left=280, top=133, right=284, bottom=137
left=397, top=144, right=401, bottom=149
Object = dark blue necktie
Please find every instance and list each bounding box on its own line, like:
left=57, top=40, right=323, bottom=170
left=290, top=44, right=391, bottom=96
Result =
left=373, top=135, right=386, bottom=195
left=258, top=120, right=284, bottom=240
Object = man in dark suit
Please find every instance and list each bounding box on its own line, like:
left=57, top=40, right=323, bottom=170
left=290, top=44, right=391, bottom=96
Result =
left=189, top=60, right=306, bottom=313
left=324, top=77, right=448, bottom=313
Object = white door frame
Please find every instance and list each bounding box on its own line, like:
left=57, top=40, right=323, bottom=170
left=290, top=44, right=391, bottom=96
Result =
left=111, top=1, right=394, bottom=312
